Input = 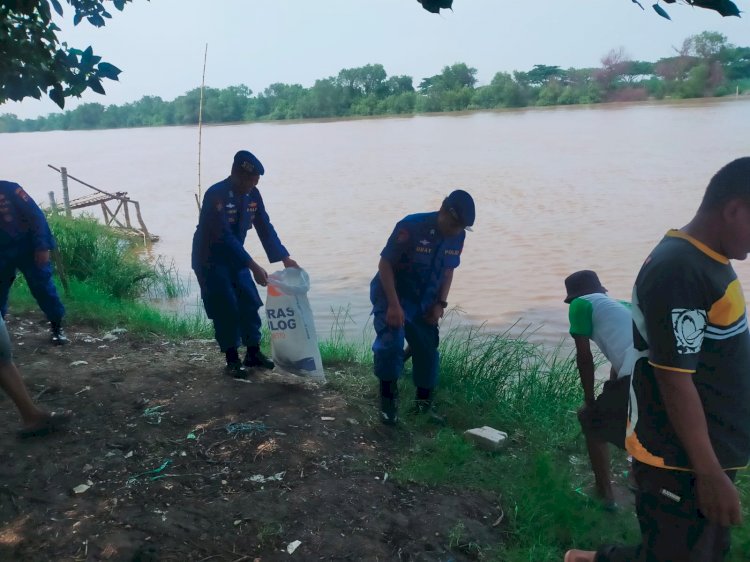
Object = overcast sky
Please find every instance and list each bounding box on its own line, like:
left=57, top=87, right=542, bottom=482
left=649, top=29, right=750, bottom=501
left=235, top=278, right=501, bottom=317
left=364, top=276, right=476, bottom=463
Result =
left=3, top=0, right=749, bottom=119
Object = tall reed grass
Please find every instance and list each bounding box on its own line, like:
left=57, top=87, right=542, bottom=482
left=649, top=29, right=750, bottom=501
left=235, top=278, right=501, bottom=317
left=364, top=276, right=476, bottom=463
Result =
left=9, top=214, right=210, bottom=338
left=47, top=213, right=185, bottom=300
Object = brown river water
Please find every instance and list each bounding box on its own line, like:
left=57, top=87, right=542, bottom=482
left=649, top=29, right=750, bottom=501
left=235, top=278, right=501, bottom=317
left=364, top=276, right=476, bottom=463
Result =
left=2, top=98, right=750, bottom=347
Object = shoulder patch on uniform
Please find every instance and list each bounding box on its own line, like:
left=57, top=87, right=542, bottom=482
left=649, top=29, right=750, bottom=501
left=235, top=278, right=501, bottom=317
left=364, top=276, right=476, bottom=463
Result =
left=14, top=187, right=29, bottom=202
left=671, top=308, right=707, bottom=354
left=396, top=228, right=410, bottom=243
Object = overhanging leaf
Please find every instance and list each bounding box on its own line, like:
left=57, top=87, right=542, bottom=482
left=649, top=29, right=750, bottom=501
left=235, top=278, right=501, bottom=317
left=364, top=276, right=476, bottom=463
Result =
left=49, top=84, right=65, bottom=108
left=97, top=62, right=121, bottom=81
left=50, top=0, right=64, bottom=17
left=419, top=0, right=453, bottom=14
left=88, top=77, right=106, bottom=95
left=652, top=3, right=672, bottom=19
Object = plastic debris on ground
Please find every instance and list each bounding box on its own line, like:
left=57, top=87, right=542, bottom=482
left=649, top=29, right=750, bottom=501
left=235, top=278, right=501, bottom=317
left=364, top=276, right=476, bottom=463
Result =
left=142, top=405, right=165, bottom=425
left=126, top=459, right=172, bottom=486
left=73, top=483, right=92, bottom=494
left=248, top=471, right=285, bottom=484
left=286, top=540, right=301, bottom=554
left=225, top=421, right=267, bottom=436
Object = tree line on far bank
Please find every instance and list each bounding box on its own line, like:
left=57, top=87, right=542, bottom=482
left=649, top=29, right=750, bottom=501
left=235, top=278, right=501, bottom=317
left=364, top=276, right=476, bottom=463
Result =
left=1, top=31, right=748, bottom=134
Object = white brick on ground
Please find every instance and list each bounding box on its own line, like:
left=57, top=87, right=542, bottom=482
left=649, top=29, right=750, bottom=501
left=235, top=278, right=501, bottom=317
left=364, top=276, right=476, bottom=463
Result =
left=464, top=426, right=508, bottom=451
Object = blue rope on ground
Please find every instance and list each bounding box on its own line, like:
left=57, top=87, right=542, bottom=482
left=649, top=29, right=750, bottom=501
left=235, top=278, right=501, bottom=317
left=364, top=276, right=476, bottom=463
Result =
left=225, top=421, right=267, bottom=436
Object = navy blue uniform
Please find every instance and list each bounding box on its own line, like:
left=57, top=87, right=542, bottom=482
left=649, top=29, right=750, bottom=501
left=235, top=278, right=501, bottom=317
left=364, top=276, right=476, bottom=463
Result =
left=0, top=181, right=65, bottom=323
left=192, top=178, right=288, bottom=352
left=371, top=212, right=464, bottom=389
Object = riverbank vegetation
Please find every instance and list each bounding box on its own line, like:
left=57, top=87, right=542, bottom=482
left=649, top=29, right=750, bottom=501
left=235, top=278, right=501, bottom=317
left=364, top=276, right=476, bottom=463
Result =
left=8, top=214, right=211, bottom=338
left=6, top=214, right=749, bottom=560
left=1, top=31, right=748, bottom=134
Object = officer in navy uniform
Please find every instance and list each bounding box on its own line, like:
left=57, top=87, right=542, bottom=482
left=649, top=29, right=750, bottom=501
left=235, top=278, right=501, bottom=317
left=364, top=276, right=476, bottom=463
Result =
left=192, top=150, right=299, bottom=377
left=0, top=181, right=68, bottom=344
left=370, top=189, right=475, bottom=424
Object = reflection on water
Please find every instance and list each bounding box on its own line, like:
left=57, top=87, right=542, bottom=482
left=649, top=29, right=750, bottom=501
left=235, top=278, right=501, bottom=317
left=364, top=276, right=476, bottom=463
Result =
left=3, top=98, right=750, bottom=348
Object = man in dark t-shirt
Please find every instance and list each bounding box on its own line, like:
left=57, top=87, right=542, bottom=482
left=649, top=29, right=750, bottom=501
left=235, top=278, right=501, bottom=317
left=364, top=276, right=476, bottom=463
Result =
left=566, top=158, right=750, bottom=562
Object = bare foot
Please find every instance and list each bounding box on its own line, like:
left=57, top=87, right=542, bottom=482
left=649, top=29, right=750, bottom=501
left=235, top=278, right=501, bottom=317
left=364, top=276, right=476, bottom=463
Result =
left=564, top=550, right=596, bottom=562
left=18, top=410, right=72, bottom=439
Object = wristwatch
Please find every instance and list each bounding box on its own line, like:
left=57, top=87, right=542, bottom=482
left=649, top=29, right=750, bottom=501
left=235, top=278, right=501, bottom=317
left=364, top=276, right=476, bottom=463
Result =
left=438, top=300, right=448, bottom=308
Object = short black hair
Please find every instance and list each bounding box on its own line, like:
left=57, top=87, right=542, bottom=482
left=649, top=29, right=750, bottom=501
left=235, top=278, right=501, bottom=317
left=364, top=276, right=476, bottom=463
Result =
left=699, top=157, right=750, bottom=212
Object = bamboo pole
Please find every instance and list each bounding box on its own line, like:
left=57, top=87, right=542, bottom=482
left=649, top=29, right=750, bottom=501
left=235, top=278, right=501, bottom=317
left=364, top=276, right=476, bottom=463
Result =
left=60, top=167, right=71, bottom=217
left=48, top=191, right=58, bottom=213
left=47, top=164, right=118, bottom=197
left=196, top=43, right=208, bottom=213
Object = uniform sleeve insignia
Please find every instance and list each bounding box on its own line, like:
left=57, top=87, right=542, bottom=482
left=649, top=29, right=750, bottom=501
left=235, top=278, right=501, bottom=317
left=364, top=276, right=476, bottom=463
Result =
left=396, top=228, right=410, bottom=243
left=15, top=187, right=29, bottom=202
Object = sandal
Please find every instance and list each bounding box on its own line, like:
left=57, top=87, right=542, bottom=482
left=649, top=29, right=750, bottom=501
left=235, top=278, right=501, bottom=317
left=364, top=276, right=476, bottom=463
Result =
left=17, top=410, right=72, bottom=439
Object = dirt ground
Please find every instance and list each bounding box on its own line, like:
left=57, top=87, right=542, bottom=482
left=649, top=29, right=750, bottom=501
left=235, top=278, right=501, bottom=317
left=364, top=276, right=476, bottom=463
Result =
left=0, top=313, right=506, bottom=562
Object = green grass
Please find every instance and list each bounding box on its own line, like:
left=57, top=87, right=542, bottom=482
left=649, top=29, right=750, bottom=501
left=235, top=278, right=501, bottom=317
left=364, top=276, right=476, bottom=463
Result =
left=47, top=213, right=185, bottom=300
left=9, top=276, right=211, bottom=339
left=7, top=214, right=749, bottom=560
left=8, top=213, right=208, bottom=338
left=327, top=323, right=750, bottom=561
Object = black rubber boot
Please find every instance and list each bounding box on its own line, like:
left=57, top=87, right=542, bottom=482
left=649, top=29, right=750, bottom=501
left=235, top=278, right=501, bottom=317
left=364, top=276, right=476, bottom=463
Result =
left=412, top=387, right=447, bottom=425
left=243, top=345, right=274, bottom=370
left=50, top=321, right=69, bottom=345
left=379, top=380, right=399, bottom=426
left=224, top=347, right=247, bottom=378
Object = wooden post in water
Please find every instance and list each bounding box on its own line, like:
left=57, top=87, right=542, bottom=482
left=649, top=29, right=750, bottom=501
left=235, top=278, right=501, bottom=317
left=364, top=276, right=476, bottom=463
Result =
left=60, top=167, right=71, bottom=217
left=48, top=191, right=58, bottom=213
left=123, top=199, right=132, bottom=228
left=132, top=201, right=151, bottom=241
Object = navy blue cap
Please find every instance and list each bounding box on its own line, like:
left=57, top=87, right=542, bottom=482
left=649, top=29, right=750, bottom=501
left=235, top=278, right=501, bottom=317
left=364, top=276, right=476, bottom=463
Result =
left=233, top=150, right=264, bottom=176
left=445, top=189, right=475, bottom=230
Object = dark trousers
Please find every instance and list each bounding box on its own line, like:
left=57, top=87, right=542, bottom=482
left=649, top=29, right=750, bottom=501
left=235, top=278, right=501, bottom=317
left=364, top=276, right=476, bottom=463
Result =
left=194, top=264, right=263, bottom=352
left=0, top=255, right=65, bottom=323
left=372, top=305, right=439, bottom=390
left=596, top=461, right=735, bottom=562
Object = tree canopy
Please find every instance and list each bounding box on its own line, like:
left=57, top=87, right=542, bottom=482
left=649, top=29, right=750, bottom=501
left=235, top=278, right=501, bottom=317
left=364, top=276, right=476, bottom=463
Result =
left=3, top=31, right=748, bottom=134
left=418, top=0, right=742, bottom=18
left=0, top=0, right=138, bottom=108
left=0, top=0, right=743, bottom=111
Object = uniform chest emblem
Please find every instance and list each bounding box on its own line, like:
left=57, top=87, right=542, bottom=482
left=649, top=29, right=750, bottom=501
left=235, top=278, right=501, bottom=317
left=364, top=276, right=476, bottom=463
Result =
left=420, top=239, right=431, bottom=246
left=225, top=202, right=236, bottom=209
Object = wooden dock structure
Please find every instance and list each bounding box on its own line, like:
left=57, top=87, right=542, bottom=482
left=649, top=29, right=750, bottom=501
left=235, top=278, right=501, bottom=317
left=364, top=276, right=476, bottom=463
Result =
left=47, top=165, right=158, bottom=243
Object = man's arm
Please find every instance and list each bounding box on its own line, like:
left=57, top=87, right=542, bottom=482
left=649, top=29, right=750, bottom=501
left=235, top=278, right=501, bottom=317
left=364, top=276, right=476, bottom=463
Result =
left=199, top=188, right=252, bottom=269
left=252, top=195, right=290, bottom=264
left=425, top=268, right=454, bottom=325
left=655, top=368, right=742, bottom=527
left=438, top=268, right=454, bottom=302
left=378, top=257, right=404, bottom=328
left=572, top=335, right=596, bottom=405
